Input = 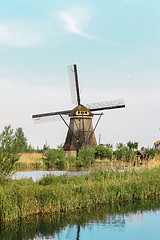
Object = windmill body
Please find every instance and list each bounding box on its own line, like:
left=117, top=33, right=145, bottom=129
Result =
left=64, top=104, right=97, bottom=157
left=32, top=64, right=125, bottom=157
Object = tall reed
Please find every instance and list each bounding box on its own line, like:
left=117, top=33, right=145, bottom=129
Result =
left=1, top=167, right=160, bottom=223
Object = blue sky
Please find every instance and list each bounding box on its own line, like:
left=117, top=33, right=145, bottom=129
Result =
left=0, top=0, right=160, bottom=148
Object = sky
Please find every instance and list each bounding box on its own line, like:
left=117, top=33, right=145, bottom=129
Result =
left=0, top=0, right=160, bottom=149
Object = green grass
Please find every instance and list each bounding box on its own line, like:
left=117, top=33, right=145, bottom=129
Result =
left=1, top=167, right=160, bottom=223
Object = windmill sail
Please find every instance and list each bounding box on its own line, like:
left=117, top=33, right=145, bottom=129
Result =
left=32, top=109, right=71, bottom=123
left=86, top=98, right=125, bottom=112
left=68, top=64, right=81, bottom=106
left=32, top=114, right=70, bottom=124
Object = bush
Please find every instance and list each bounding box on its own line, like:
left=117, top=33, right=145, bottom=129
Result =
left=114, top=142, right=136, bottom=162
left=78, top=144, right=95, bottom=167
left=144, top=148, right=156, bottom=160
left=43, top=147, right=65, bottom=169
left=94, top=145, right=113, bottom=160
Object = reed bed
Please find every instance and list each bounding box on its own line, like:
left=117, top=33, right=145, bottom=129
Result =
left=1, top=167, right=160, bottom=223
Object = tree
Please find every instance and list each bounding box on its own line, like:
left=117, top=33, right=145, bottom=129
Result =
left=0, top=125, right=20, bottom=182
left=127, top=141, right=138, bottom=151
left=43, top=141, right=50, bottom=152
left=14, top=127, right=27, bottom=152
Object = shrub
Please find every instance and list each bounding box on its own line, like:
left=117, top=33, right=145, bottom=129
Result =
left=144, top=148, right=156, bottom=160
left=78, top=144, right=95, bottom=167
left=43, top=147, right=65, bottom=169
left=94, top=145, right=113, bottom=160
left=114, top=142, right=136, bottom=162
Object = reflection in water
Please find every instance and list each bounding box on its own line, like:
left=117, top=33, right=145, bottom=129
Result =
left=76, top=225, right=80, bottom=240
left=1, top=199, right=160, bottom=240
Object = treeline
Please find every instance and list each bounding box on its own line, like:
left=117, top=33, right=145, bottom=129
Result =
left=0, top=125, right=49, bottom=154
left=0, top=125, right=158, bottom=182
left=1, top=125, right=156, bottom=159
left=42, top=142, right=157, bottom=170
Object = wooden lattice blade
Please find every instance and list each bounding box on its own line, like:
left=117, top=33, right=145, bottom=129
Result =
left=32, top=109, right=71, bottom=124
left=68, top=64, right=81, bottom=106
left=86, top=99, right=125, bottom=112
left=32, top=114, right=69, bottom=124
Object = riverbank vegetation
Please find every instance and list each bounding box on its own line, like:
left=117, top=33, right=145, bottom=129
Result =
left=0, top=125, right=160, bottom=225
left=1, top=198, right=160, bottom=239
left=16, top=143, right=160, bottom=171
left=0, top=125, right=159, bottom=173
left=1, top=166, right=160, bottom=223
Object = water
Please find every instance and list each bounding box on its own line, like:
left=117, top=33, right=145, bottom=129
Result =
left=13, top=170, right=84, bottom=181
left=56, top=211, right=160, bottom=240
left=1, top=200, right=160, bottom=240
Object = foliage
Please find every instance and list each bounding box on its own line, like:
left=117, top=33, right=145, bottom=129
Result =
left=31, top=161, right=42, bottom=170
left=78, top=144, right=95, bottom=167
left=94, top=145, right=113, bottom=160
left=114, top=143, right=127, bottom=160
left=43, top=142, right=50, bottom=152
left=114, top=142, right=137, bottom=162
left=144, top=147, right=156, bottom=160
left=35, top=142, right=50, bottom=153
left=35, top=146, right=43, bottom=153
left=43, top=147, right=65, bottom=169
left=1, top=167, right=160, bottom=223
left=14, top=127, right=28, bottom=153
left=26, top=144, right=35, bottom=153
left=127, top=141, right=138, bottom=151
left=0, top=125, right=20, bottom=182
left=157, top=149, right=160, bottom=155
left=105, top=143, right=113, bottom=150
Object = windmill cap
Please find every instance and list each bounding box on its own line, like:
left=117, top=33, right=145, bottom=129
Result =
left=70, top=104, right=92, bottom=117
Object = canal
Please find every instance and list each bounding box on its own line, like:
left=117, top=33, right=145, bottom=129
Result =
left=1, top=195, right=160, bottom=239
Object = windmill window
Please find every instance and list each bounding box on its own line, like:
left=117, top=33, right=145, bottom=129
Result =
left=77, top=111, right=88, bottom=115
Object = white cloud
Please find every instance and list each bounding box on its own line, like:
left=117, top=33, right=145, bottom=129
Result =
left=0, top=22, right=41, bottom=47
left=57, top=7, right=119, bottom=46
left=58, top=7, right=95, bottom=39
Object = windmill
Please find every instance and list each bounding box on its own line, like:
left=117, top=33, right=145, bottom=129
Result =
left=32, top=64, right=125, bottom=157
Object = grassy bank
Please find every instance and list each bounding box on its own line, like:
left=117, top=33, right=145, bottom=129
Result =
left=16, top=153, right=160, bottom=171
left=1, top=167, right=160, bottom=223
left=16, top=153, right=44, bottom=170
